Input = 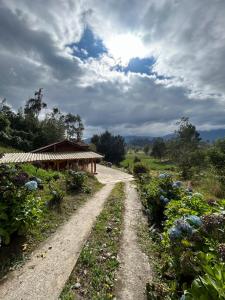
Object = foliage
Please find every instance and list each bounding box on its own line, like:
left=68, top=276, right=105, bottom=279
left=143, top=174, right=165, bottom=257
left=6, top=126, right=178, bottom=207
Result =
left=168, top=117, right=205, bottom=179
left=121, top=152, right=175, bottom=174
left=140, top=174, right=183, bottom=226
left=0, top=89, right=85, bottom=151
left=0, top=164, right=44, bottom=244
left=133, top=162, right=149, bottom=177
left=208, top=138, right=225, bottom=193
left=151, top=138, right=166, bottom=160
left=143, top=144, right=150, bottom=155
left=133, top=155, right=141, bottom=163
left=66, top=170, right=88, bottom=192
left=91, top=131, right=126, bottom=164
left=21, top=163, right=62, bottom=182
left=182, top=253, right=225, bottom=300
left=139, top=170, right=225, bottom=298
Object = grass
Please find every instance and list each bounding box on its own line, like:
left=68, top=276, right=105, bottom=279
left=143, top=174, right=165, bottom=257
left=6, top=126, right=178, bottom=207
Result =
left=0, top=169, right=102, bottom=280
left=137, top=218, right=171, bottom=299
left=120, top=151, right=176, bottom=175
left=60, top=182, right=125, bottom=300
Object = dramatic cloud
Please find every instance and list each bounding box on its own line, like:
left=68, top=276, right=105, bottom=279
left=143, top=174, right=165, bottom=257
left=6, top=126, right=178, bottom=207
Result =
left=0, top=0, right=225, bottom=136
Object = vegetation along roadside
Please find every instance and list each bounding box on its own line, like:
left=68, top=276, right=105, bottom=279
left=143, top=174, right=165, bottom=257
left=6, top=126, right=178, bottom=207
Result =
left=60, top=182, right=125, bottom=300
left=0, top=163, right=102, bottom=280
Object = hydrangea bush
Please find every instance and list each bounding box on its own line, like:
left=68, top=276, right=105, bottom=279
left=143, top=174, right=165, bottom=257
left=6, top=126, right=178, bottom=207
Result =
left=140, top=172, right=225, bottom=299
left=0, top=164, right=44, bottom=245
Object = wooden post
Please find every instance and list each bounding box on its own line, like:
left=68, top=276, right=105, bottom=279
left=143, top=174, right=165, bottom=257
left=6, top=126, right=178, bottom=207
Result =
left=91, top=159, right=93, bottom=174
left=94, top=160, right=96, bottom=174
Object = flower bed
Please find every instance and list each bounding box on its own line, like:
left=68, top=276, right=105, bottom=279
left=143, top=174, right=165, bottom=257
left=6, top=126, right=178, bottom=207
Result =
left=139, top=173, right=225, bottom=299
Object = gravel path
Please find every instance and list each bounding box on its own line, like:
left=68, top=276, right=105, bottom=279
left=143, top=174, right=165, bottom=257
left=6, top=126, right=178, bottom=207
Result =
left=115, top=182, right=152, bottom=300
left=0, top=183, right=115, bottom=300
left=96, top=164, right=133, bottom=184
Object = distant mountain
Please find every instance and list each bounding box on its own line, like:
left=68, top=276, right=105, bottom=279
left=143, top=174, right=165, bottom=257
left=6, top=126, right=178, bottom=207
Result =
left=198, top=129, right=225, bottom=142
left=123, top=129, right=225, bottom=145
left=85, top=129, right=225, bottom=146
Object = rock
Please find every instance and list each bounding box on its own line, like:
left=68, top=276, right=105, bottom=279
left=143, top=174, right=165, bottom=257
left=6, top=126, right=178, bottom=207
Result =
left=72, top=282, right=81, bottom=289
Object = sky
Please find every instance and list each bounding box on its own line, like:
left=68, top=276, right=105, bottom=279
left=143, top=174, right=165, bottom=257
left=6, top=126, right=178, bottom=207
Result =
left=0, top=0, right=225, bottom=137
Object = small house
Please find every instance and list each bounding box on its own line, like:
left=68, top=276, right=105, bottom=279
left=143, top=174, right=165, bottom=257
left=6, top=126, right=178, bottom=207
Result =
left=0, top=140, right=103, bottom=174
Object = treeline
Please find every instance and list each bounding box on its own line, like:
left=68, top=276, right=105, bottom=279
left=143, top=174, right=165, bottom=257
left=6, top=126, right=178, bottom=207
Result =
left=0, top=89, right=84, bottom=151
left=136, top=117, right=225, bottom=194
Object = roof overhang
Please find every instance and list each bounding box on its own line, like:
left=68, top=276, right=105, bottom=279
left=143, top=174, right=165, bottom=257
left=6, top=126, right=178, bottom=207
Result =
left=0, top=152, right=103, bottom=164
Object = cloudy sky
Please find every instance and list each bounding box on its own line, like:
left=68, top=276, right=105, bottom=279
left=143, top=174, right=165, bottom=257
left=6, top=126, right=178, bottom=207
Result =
left=1, top=0, right=225, bottom=137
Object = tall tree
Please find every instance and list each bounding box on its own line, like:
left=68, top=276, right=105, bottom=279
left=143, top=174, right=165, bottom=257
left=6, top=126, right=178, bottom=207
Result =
left=151, top=138, right=166, bottom=159
left=91, top=131, right=125, bottom=164
left=64, top=113, right=84, bottom=141
left=171, top=117, right=204, bottom=179
left=24, top=88, right=47, bottom=117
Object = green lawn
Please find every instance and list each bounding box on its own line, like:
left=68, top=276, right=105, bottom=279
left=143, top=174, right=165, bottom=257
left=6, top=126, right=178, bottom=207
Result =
left=120, top=151, right=176, bottom=174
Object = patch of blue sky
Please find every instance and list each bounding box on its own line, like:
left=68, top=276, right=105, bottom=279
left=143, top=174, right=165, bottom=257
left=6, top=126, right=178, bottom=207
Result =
left=112, top=57, right=156, bottom=75
left=67, top=27, right=107, bottom=60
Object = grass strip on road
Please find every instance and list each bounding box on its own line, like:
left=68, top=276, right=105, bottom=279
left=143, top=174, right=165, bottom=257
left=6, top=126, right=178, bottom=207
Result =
left=60, top=182, right=125, bottom=300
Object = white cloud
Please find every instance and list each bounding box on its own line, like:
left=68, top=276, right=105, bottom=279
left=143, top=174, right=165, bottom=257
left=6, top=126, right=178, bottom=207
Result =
left=0, top=0, right=225, bottom=137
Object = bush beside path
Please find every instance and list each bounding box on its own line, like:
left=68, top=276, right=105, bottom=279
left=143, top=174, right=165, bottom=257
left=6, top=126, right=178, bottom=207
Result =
left=0, top=183, right=115, bottom=300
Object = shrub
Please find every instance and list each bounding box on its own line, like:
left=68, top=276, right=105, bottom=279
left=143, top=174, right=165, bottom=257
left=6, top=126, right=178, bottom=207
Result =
left=133, top=162, right=148, bottom=177
left=47, top=185, right=64, bottom=209
left=66, top=170, right=88, bottom=191
left=141, top=174, right=183, bottom=226
left=0, top=164, right=44, bottom=245
left=133, top=156, right=141, bottom=163
left=182, top=253, right=225, bottom=300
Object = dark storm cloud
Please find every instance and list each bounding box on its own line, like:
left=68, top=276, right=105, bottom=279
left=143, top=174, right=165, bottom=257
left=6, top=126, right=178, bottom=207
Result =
left=0, top=4, right=82, bottom=80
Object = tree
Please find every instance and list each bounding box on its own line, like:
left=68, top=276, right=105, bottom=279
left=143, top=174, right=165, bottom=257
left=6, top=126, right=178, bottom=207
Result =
left=151, top=138, right=166, bottom=160
left=171, top=117, right=204, bottom=179
left=64, top=113, right=84, bottom=141
left=91, top=131, right=125, bottom=164
left=208, top=138, right=225, bottom=190
left=24, top=88, right=47, bottom=117
left=0, top=89, right=85, bottom=151
left=143, top=144, right=150, bottom=155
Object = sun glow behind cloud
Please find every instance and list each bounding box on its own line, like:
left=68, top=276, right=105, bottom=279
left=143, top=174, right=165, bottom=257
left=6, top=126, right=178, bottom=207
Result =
left=106, top=33, right=148, bottom=66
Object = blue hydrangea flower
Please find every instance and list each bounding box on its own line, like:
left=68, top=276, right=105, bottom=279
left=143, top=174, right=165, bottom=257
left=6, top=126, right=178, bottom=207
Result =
left=169, top=227, right=182, bottom=241
left=185, top=215, right=202, bottom=227
left=159, top=173, right=166, bottom=179
left=25, top=180, right=38, bottom=191
left=173, top=181, right=182, bottom=187
left=160, top=195, right=165, bottom=203
left=163, top=197, right=170, bottom=204
left=175, top=219, right=193, bottom=235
